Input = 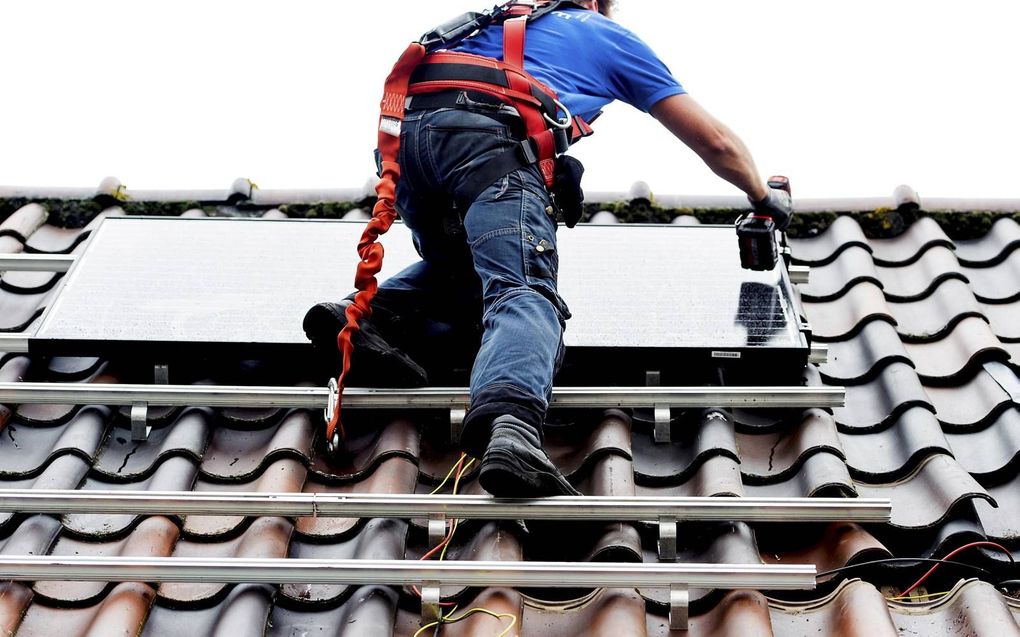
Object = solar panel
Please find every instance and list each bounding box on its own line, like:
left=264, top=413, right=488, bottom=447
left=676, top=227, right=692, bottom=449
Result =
left=31, top=217, right=808, bottom=383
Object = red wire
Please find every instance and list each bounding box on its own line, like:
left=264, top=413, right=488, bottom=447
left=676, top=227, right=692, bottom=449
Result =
left=411, top=456, right=470, bottom=605
left=900, top=541, right=1015, bottom=597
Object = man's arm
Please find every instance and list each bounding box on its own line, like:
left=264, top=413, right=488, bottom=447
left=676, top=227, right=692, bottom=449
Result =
left=650, top=93, right=768, bottom=202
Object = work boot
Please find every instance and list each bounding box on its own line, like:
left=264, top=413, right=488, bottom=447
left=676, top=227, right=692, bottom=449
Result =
left=302, top=300, right=428, bottom=387
left=478, top=415, right=581, bottom=498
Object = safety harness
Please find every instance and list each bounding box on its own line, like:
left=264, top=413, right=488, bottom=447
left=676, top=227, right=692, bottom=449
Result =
left=325, top=0, right=596, bottom=453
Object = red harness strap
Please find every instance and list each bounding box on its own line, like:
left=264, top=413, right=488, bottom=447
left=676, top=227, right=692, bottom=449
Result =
left=325, top=42, right=425, bottom=452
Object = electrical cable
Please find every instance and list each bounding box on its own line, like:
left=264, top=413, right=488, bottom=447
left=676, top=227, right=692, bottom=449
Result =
left=816, top=557, right=993, bottom=582
left=413, top=606, right=518, bottom=637
left=899, top=541, right=1014, bottom=597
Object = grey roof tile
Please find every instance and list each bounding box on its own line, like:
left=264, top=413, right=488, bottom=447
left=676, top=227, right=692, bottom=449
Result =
left=298, top=455, right=418, bottom=540
left=632, top=410, right=736, bottom=484
left=0, top=582, right=33, bottom=636
left=945, top=408, right=1020, bottom=480
left=159, top=517, right=292, bottom=604
left=0, top=204, right=47, bottom=246
left=641, top=522, right=761, bottom=607
left=431, top=521, right=524, bottom=602
left=736, top=408, right=845, bottom=483
left=142, top=584, right=273, bottom=637
left=889, top=579, right=1020, bottom=637
left=981, top=299, right=1020, bottom=341
left=547, top=410, right=633, bottom=480
left=200, top=409, right=314, bottom=481
left=962, top=250, right=1020, bottom=303
left=758, top=522, right=890, bottom=574
left=93, top=408, right=210, bottom=481
left=0, top=287, right=47, bottom=332
left=185, top=457, right=307, bottom=539
left=0, top=270, right=63, bottom=295
left=635, top=453, right=743, bottom=497
left=65, top=455, right=200, bottom=538
left=874, top=246, right=967, bottom=301
left=46, top=356, right=106, bottom=381
left=768, top=579, right=899, bottom=636
left=818, top=320, right=912, bottom=384
left=0, top=455, right=92, bottom=534
left=868, top=216, right=954, bottom=266
left=21, top=225, right=90, bottom=254
left=741, top=451, right=855, bottom=497
left=887, top=277, right=986, bottom=341
left=974, top=471, right=1020, bottom=541
left=0, top=408, right=108, bottom=477
left=0, top=515, right=62, bottom=557
left=902, top=316, right=1010, bottom=383
left=34, top=516, right=179, bottom=605
left=789, top=215, right=870, bottom=266
left=308, top=417, right=419, bottom=483
left=926, top=368, right=1015, bottom=429
left=955, top=217, right=1020, bottom=266
left=839, top=407, right=951, bottom=481
left=268, top=586, right=399, bottom=637
left=527, top=588, right=646, bottom=637
left=855, top=454, right=993, bottom=529
left=666, top=589, right=771, bottom=637
left=282, top=518, right=406, bottom=605
left=834, top=362, right=934, bottom=431
left=17, top=582, right=156, bottom=637
left=801, top=281, right=894, bottom=341
left=798, top=246, right=881, bottom=301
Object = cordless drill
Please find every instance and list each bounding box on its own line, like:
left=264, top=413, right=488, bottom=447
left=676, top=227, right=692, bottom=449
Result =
left=736, top=176, right=793, bottom=271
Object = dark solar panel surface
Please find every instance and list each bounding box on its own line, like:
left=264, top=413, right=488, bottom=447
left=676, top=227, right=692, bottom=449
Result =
left=32, top=217, right=805, bottom=357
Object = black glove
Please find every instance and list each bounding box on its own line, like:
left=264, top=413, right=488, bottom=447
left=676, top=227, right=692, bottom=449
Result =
left=751, top=187, right=793, bottom=232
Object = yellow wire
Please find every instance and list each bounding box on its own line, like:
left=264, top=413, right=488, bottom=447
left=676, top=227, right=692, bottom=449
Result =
left=430, top=453, right=468, bottom=495
left=413, top=607, right=518, bottom=637
left=887, top=591, right=953, bottom=601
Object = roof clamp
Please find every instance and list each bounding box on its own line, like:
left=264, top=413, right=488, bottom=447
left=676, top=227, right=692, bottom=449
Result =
left=427, top=513, right=447, bottom=549
left=449, top=408, right=466, bottom=444
left=657, top=516, right=677, bottom=562
left=420, top=581, right=442, bottom=625
left=653, top=404, right=672, bottom=444
left=154, top=364, right=169, bottom=385
left=669, top=583, right=690, bottom=631
left=646, top=371, right=672, bottom=444
left=130, top=401, right=150, bottom=442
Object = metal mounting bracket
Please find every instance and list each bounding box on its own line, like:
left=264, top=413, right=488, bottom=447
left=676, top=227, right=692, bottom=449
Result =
left=154, top=364, right=169, bottom=385
left=449, top=408, right=466, bottom=444
left=130, top=401, right=150, bottom=441
left=669, top=584, right=690, bottom=631
left=646, top=371, right=672, bottom=444
left=657, top=516, right=677, bottom=562
left=420, top=581, right=442, bottom=625
left=653, top=404, right=672, bottom=444
left=427, top=513, right=447, bottom=549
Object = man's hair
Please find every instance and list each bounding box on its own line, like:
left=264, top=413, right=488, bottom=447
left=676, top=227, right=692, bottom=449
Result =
left=577, top=0, right=616, bottom=16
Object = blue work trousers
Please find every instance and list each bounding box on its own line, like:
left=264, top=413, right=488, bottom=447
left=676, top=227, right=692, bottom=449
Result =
left=377, top=107, right=570, bottom=442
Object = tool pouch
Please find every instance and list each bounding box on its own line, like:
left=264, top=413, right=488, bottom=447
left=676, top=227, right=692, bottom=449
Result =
left=551, top=155, right=585, bottom=228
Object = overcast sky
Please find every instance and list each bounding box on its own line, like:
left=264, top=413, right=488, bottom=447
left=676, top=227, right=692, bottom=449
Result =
left=2, top=1, right=1018, bottom=199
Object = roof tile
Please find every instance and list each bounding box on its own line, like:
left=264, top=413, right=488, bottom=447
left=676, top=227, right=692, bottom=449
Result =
left=801, top=281, right=894, bottom=341
left=855, top=454, right=993, bottom=529
left=17, top=582, right=155, bottom=637
left=798, top=246, right=881, bottom=301
left=200, top=409, right=314, bottom=481
left=93, top=409, right=210, bottom=481
left=834, top=362, right=933, bottom=431
left=839, top=407, right=950, bottom=481
left=962, top=251, right=1020, bottom=303
left=736, top=408, right=845, bottom=483
left=873, top=246, right=966, bottom=301
left=142, top=584, right=273, bottom=637
left=868, top=217, right=954, bottom=266
left=945, top=408, right=1020, bottom=480
left=887, top=277, right=985, bottom=342
left=955, top=217, right=1020, bottom=266
left=902, top=316, right=1010, bottom=383
left=925, top=368, right=1014, bottom=429
left=788, top=215, right=870, bottom=266
left=818, top=320, right=911, bottom=384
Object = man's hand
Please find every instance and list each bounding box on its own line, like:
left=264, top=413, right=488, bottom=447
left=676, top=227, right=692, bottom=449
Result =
left=751, top=187, right=793, bottom=231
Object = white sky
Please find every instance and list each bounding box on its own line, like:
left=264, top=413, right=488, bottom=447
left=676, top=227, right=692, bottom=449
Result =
left=2, top=1, right=1019, bottom=199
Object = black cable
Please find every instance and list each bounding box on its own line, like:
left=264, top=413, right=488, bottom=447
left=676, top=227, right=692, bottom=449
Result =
left=816, top=557, right=993, bottom=581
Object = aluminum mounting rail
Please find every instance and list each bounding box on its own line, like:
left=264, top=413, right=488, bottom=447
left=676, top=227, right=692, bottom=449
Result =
left=0, top=254, right=75, bottom=272
left=0, top=555, right=815, bottom=629
left=0, top=490, right=891, bottom=523
left=0, top=335, right=30, bottom=354
left=0, top=382, right=845, bottom=410
left=0, top=555, right=815, bottom=589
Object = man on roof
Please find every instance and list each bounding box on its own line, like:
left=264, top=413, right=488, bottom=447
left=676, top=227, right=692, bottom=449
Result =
left=305, top=0, right=792, bottom=497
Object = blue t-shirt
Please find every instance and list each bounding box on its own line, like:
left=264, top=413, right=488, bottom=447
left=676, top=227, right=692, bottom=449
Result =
left=454, top=7, right=685, bottom=122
